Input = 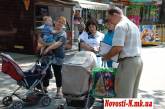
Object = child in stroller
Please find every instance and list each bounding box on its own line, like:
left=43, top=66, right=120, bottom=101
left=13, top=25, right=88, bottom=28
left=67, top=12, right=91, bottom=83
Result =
left=0, top=53, right=52, bottom=109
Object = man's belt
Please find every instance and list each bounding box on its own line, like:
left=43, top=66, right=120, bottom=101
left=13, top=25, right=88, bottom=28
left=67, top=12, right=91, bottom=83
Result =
left=118, top=56, right=140, bottom=61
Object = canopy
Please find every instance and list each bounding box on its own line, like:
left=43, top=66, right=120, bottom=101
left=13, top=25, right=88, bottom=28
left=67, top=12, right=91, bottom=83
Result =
left=73, top=0, right=109, bottom=10
left=52, top=0, right=109, bottom=10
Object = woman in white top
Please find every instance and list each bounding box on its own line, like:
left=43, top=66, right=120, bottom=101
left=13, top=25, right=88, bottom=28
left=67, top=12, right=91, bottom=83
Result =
left=79, top=19, right=104, bottom=53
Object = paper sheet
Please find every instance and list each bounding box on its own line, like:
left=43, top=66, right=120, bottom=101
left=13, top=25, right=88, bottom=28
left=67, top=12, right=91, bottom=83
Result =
left=99, top=42, right=112, bottom=56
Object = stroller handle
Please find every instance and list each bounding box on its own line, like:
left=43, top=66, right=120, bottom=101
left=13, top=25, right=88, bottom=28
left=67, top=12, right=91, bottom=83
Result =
left=36, top=54, right=54, bottom=64
left=35, top=54, right=54, bottom=75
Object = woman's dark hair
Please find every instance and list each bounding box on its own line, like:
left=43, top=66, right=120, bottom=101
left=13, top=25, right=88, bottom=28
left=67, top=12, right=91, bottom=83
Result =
left=108, top=7, right=123, bottom=15
left=85, top=19, right=98, bottom=32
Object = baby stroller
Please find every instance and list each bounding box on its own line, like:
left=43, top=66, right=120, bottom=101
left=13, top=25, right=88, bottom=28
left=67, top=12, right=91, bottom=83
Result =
left=0, top=53, right=52, bottom=109
left=59, top=51, right=97, bottom=109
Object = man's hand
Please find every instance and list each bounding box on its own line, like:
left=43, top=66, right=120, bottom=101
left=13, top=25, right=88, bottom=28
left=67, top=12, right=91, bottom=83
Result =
left=102, top=54, right=109, bottom=61
left=102, top=46, right=123, bottom=61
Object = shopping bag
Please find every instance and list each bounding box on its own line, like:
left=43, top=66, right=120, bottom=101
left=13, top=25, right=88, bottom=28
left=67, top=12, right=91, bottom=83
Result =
left=91, top=62, right=117, bottom=99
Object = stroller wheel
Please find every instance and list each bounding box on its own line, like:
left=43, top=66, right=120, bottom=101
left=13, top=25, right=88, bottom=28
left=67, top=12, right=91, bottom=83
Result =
left=39, top=95, right=51, bottom=107
left=8, top=101, right=23, bottom=109
left=2, top=96, right=13, bottom=106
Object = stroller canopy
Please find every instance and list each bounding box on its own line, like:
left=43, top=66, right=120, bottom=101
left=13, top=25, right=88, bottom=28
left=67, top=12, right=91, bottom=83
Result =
left=0, top=53, right=24, bottom=81
left=62, top=51, right=97, bottom=95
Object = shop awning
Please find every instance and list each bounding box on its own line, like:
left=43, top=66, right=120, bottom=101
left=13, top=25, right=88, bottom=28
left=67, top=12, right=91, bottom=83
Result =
left=73, top=0, right=109, bottom=10
left=52, top=0, right=109, bottom=10
left=36, top=0, right=109, bottom=10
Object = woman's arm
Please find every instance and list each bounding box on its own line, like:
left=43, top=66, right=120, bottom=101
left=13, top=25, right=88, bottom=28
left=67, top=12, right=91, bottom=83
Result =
left=79, top=32, right=93, bottom=52
left=80, top=42, right=96, bottom=53
left=48, top=41, right=62, bottom=50
left=37, top=33, right=45, bottom=51
left=43, top=41, right=63, bottom=55
left=43, top=32, right=66, bottom=55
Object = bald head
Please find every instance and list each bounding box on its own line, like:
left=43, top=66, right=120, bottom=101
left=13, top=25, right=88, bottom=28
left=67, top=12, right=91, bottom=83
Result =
left=108, top=7, right=123, bottom=16
left=107, top=7, right=123, bottom=25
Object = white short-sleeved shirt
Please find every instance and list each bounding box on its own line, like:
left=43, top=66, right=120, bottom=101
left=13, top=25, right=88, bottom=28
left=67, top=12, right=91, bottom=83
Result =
left=112, top=16, right=142, bottom=58
left=80, top=31, right=104, bottom=49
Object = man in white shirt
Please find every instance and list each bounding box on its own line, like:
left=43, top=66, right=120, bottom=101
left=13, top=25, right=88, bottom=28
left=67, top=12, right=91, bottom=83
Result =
left=103, top=7, right=143, bottom=98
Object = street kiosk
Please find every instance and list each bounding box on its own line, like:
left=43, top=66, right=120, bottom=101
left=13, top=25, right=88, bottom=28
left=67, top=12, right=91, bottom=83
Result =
left=0, top=0, right=109, bottom=54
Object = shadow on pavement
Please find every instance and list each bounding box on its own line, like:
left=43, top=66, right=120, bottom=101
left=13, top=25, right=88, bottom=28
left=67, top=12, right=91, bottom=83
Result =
left=138, top=89, right=165, bottom=109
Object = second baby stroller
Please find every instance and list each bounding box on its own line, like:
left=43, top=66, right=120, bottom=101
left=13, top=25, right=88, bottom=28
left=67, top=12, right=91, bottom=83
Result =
left=60, top=51, right=97, bottom=109
left=0, top=53, right=52, bottom=109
